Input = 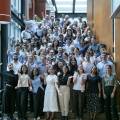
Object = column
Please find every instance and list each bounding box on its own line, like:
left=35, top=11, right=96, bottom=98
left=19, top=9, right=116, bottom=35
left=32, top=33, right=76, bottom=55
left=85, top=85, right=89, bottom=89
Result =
left=35, top=0, right=46, bottom=19
left=0, top=0, right=11, bottom=24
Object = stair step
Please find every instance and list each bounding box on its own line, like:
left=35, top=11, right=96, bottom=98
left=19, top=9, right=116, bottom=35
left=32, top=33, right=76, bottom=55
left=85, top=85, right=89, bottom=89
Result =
left=23, top=112, right=106, bottom=120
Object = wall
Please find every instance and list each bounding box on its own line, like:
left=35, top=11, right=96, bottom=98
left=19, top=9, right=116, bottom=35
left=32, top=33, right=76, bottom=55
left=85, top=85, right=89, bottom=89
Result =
left=115, top=19, right=120, bottom=110
left=115, top=19, right=120, bottom=79
left=87, top=0, right=94, bottom=28
left=87, top=0, right=113, bottom=52
left=35, top=0, right=46, bottom=19
left=87, top=0, right=120, bottom=110
left=87, top=0, right=120, bottom=80
left=28, top=0, right=46, bottom=19
left=29, top=0, right=35, bottom=19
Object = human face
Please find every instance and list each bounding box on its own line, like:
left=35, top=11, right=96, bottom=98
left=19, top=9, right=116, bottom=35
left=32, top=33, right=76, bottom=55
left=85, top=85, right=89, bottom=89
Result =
left=63, top=53, right=68, bottom=59
left=78, top=66, right=84, bottom=74
left=71, top=59, right=76, bottom=65
left=49, top=50, right=54, bottom=56
left=63, top=66, right=68, bottom=74
left=58, top=61, right=63, bottom=68
left=101, top=54, right=107, bottom=61
left=22, top=65, right=28, bottom=73
left=33, top=68, right=39, bottom=76
left=13, top=55, right=18, bottom=61
left=48, top=67, right=54, bottom=74
left=8, top=64, right=13, bottom=70
left=54, top=41, right=59, bottom=46
left=106, top=65, right=112, bottom=74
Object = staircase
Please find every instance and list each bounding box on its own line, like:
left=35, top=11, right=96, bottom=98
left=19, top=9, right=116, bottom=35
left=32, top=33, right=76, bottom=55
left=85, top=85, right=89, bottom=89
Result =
left=25, top=111, right=106, bottom=120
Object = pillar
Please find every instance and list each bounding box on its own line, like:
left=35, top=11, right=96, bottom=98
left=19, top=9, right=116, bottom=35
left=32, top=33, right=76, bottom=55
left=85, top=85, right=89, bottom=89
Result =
left=0, top=0, right=11, bottom=24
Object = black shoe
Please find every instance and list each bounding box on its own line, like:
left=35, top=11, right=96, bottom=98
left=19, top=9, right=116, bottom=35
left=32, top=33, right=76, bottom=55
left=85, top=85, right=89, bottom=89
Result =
left=64, top=116, right=68, bottom=120
left=61, top=116, right=64, bottom=120
left=9, top=115, right=16, bottom=120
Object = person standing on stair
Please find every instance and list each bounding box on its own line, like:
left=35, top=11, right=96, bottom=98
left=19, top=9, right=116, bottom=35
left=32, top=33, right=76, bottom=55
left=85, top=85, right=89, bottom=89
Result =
left=3, top=63, right=17, bottom=120
left=31, top=68, right=44, bottom=120
left=43, top=66, right=60, bottom=120
left=58, top=65, right=70, bottom=120
left=16, top=65, right=32, bottom=120
left=86, top=66, right=101, bottom=120
left=102, top=65, right=119, bottom=120
left=72, top=65, right=87, bottom=120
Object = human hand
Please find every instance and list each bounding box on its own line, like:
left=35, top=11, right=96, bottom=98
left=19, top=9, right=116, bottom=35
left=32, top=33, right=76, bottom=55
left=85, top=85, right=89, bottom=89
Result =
left=103, top=94, right=107, bottom=99
left=98, top=93, right=101, bottom=98
left=15, top=86, right=18, bottom=89
left=111, top=92, right=114, bottom=98
left=58, top=90, right=62, bottom=96
left=29, top=86, right=32, bottom=91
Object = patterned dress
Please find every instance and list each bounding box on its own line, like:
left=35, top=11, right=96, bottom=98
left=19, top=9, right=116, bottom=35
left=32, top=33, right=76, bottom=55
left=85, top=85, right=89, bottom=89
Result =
left=86, top=75, right=101, bottom=112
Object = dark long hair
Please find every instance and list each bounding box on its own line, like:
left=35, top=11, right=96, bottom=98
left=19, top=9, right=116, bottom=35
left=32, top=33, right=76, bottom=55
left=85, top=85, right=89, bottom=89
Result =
left=20, top=64, right=28, bottom=74
left=63, top=65, right=70, bottom=75
left=69, top=57, right=78, bottom=75
left=30, top=68, right=40, bottom=80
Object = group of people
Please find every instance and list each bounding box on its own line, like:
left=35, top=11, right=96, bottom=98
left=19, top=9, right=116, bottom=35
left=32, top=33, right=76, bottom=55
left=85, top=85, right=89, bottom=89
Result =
left=2, top=14, right=119, bottom=120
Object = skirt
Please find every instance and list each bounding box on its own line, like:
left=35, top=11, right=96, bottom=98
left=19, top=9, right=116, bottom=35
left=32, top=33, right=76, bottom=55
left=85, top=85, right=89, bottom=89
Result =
left=87, top=93, right=100, bottom=112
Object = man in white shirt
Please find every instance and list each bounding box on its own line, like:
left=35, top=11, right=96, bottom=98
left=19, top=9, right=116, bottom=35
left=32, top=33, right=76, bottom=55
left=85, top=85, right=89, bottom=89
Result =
left=97, top=53, right=115, bottom=78
left=10, top=54, right=22, bottom=75
left=82, top=53, right=94, bottom=74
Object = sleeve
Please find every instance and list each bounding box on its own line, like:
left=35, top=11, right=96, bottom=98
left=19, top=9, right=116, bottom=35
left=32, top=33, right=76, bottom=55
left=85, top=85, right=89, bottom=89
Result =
left=73, top=72, right=78, bottom=79
left=114, top=75, right=118, bottom=87
left=54, top=75, right=58, bottom=83
left=17, top=75, right=21, bottom=87
left=27, top=75, right=30, bottom=80
left=98, top=76, right=101, bottom=83
left=83, top=74, right=87, bottom=80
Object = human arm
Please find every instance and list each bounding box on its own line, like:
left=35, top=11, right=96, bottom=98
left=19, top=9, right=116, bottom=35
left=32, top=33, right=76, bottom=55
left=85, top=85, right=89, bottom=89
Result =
left=102, top=77, right=106, bottom=99
left=73, top=72, right=78, bottom=83
left=28, top=78, right=32, bottom=91
left=54, top=76, right=62, bottom=96
left=111, top=75, right=117, bottom=98
left=98, top=80, right=101, bottom=98
left=67, top=76, right=73, bottom=86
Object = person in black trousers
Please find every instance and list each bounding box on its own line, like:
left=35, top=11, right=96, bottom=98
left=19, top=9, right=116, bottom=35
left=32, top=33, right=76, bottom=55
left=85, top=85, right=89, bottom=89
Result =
left=102, top=65, right=119, bottom=120
left=30, top=68, right=44, bottom=120
left=16, top=65, right=31, bottom=120
left=3, top=63, right=18, bottom=120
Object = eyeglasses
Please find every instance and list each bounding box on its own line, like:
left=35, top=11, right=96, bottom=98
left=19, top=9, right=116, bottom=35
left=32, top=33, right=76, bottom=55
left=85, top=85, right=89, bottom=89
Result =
left=107, top=68, right=111, bottom=69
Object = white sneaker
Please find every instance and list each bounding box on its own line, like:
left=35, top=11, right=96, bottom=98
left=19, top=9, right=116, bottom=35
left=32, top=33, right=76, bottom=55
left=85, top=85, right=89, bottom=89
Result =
left=37, top=116, right=40, bottom=120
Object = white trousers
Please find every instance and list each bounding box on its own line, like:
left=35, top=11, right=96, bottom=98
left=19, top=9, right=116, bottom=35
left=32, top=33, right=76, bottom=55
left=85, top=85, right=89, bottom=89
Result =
left=58, top=85, right=70, bottom=116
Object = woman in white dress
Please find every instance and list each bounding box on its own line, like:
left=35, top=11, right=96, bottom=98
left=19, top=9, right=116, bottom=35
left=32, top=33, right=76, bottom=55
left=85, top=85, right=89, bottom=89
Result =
left=43, top=66, right=60, bottom=120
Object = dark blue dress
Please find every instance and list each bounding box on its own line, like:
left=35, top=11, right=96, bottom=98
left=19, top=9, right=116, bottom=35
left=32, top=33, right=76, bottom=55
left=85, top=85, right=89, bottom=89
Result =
left=86, top=75, right=101, bottom=112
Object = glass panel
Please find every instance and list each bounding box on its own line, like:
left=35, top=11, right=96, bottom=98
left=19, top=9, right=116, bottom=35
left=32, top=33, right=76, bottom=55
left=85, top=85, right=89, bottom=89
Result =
left=112, top=0, right=120, bottom=13
left=75, top=5, right=87, bottom=13
left=75, top=0, right=87, bottom=13
left=55, top=0, right=73, bottom=13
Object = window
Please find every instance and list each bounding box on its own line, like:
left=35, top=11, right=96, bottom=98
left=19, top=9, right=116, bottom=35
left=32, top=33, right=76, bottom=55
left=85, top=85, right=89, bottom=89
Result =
left=75, top=0, right=87, bottom=13
left=55, top=0, right=87, bottom=13
left=55, top=0, right=73, bottom=13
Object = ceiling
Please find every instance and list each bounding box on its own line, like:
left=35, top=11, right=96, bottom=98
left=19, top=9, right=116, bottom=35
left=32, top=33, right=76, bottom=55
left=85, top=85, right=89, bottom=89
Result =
left=55, top=0, right=87, bottom=13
